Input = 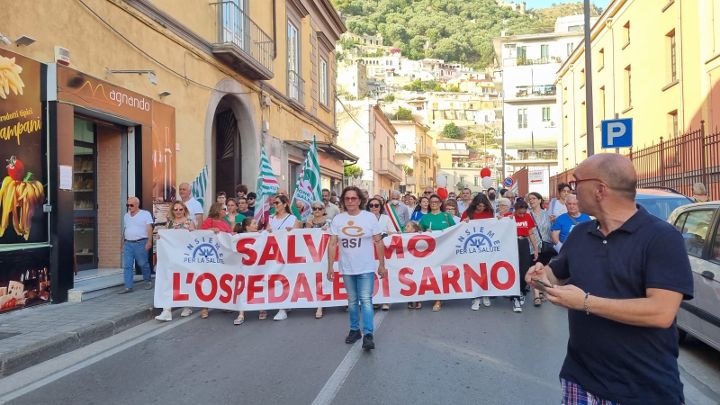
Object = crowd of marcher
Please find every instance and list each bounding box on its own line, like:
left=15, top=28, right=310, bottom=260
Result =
left=138, top=181, right=596, bottom=324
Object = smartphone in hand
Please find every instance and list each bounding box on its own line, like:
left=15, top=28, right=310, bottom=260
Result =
left=532, top=278, right=552, bottom=292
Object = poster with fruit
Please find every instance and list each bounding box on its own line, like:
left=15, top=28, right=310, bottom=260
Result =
left=0, top=247, right=51, bottom=312
left=0, top=49, right=47, bottom=244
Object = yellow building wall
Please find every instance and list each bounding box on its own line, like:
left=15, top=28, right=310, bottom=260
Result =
left=558, top=0, right=720, bottom=171
left=1, top=0, right=343, bottom=183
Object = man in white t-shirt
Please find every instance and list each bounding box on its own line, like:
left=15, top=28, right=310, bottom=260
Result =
left=178, top=182, right=204, bottom=226
left=322, top=188, right=340, bottom=220
left=120, top=196, right=154, bottom=293
left=457, top=187, right=472, bottom=215
left=327, top=186, right=387, bottom=350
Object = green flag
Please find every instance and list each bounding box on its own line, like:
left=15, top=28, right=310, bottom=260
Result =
left=291, top=137, right=322, bottom=221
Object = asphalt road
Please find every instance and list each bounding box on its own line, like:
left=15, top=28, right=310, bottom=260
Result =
left=3, top=299, right=720, bottom=405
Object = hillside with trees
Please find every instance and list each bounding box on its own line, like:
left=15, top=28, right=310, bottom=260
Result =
left=331, top=0, right=602, bottom=68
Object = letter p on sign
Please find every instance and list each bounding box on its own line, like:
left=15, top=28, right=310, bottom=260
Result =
left=601, top=118, right=633, bottom=148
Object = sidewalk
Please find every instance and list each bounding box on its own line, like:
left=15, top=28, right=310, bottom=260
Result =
left=0, top=282, right=157, bottom=377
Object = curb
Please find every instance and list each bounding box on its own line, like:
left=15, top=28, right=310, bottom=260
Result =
left=0, top=305, right=155, bottom=377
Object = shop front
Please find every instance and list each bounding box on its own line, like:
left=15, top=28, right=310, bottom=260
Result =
left=48, top=65, right=176, bottom=301
left=0, top=49, right=50, bottom=312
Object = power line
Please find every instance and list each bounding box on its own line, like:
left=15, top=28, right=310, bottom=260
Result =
left=335, top=96, right=369, bottom=134
left=75, top=0, right=255, bottom=96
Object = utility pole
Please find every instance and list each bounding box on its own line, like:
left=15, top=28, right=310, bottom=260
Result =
left=584, top=0, right=595, bottom=156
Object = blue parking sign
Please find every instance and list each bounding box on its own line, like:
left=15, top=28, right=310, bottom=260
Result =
left=601, top=118, right=633, bottom=148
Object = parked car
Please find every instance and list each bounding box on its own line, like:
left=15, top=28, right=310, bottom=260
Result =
left=636, top=187, right=693, bottom=220
left=668, top=202, right=720, bottom=351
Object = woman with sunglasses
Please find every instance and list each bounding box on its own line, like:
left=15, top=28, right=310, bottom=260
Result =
left=155, top=201, right=196, bottom=322
left=410, top=196, right=430, bottom=222
left=224, top=198, right=246, bottom=231
left=418, top=194, right=455, bottom=312
left=366, top=197, right=397, bottom=311
left=548, top=182, right=571, bottom=223
left=197, top=202, right=234, bottom=319
left=265, top=194, right=301, bottom=321
left=327, top=186, right=387, bottom=350
left=306, top=202, right=331, bottom=319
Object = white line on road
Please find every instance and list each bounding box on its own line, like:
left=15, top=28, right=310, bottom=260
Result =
left=0, top=314, right=197, bottom=404
left=311, top=310, right=388, bottom=405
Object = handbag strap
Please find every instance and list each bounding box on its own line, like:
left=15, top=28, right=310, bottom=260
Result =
left=529, top=211, right=546, bottom=243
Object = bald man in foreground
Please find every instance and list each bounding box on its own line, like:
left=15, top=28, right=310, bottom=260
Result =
left=526, top=154, right=693, bottom=404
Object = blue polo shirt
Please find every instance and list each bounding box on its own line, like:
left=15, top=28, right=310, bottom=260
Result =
left=549, top=206, right=693, bottom=404
left=551, top=212, right=592, bottom=242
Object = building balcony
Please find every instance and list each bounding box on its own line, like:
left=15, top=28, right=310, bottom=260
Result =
left=288, top=70, right=305, bottom=105
left=212, top=1, right=274, bottom=80
left=515, top=56, right=563, bottom=66
left=377, top=159, right=404, bottom=182
left=506, top=85, right=557, bottom=103
left=418, top=146, right=432, bottom=160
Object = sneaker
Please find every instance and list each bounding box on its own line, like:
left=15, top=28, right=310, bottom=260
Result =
left=180, top=307, right=193, bottom=317
left=362, top=333, right=375, bottom=350
left=273, top=309, right=288, bottom=321
left=482, top=297, right=491, bottom=307
left=144, top=282, right=153, bottom=290
left=345, top=329, right=362, bottom=344
left=512, top=298, right=522, bottom=313
left=118, top=288, right=133, bottom=294
left=471, top=298, right=481, bottom=311
left=155, top=309, right=172, bottom=322
left=519, top=295, right=526, bottom=306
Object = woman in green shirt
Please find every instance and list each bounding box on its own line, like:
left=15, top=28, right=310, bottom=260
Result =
left=224, top=198, right=246, bottom=230
left=418, top=194, right=455, bottom=312
left=419, top=194, right=455, bottom=232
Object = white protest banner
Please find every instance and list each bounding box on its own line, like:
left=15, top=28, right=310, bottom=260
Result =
left=154, top=219, right=520, bottom=310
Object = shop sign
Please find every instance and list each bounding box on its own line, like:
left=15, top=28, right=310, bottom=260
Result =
left=0, top=49, right=48, bottom=244
left=151, top=101, right=176, bottom=204
left=57, top=66, right=152, bottom=125
left=0, top=247, right=51, bottom=312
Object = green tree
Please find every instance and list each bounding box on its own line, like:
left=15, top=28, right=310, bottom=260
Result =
left=344, top=164, right=363, bottom=178
left=392, top=107, right=414, bottom=120
left=442, top=122, right=463, bottom=139
left=383, top=93, right=396, bottom=102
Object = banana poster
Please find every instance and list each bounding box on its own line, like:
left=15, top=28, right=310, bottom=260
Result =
left=0, top=49, right=47, bottom=244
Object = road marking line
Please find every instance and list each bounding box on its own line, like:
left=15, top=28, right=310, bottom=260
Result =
left=311, top=310, right=388, bottom=405
left=0, top=314, right=197, bottom=403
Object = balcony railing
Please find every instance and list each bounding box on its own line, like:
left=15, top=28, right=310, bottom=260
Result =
left=288, top=70, right=305, bottom=105
left=377, top=159, right=404, bottom=182
left=514, top=85, right=557, bottom=98
left=419, top=146, right=432, bottom=159
left=516, top=56, right=562, bottom=66
left=212, top=1, right=274, bottom=80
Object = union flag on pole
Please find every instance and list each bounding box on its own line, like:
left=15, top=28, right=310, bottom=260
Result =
left=291, top=137, right=322, bottom=221
left=254, top=146, right=279, bottom=227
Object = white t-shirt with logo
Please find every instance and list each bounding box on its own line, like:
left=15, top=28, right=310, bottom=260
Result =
left=330, top=210, right=381, bottom=275
left=124, top=210, right=153, bottom=241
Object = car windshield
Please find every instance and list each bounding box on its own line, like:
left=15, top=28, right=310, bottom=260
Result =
left=636, top=195, right=691, bottom=220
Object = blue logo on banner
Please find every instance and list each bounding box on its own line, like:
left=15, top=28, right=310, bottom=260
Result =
left=455, top=226, right=501, bottom=255
left=184, top=236, right=224, bottom=264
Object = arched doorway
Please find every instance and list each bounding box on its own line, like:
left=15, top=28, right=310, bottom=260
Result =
left=214, top=96, right=242, bottom=197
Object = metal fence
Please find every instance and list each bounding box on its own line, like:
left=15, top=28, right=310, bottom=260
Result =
left=551, top=121, right=720, bottom=199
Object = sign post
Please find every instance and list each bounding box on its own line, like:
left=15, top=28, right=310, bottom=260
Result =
left=601, top=118, right=633, bottom=149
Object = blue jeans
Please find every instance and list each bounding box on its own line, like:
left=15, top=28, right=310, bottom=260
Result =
left=343, top=272, right=375, bottom=335
left=123, top=239, right=151, bottom=288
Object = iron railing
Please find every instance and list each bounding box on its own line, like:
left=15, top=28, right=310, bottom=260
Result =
left=288, top=70, right=304, bottom=104
left=551, top=121, right=720, bottom=199
left=216, top=1, right=274, bottom=74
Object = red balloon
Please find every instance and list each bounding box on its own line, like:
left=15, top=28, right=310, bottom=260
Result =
left=480, top=167, right=492, bottom=178
left=436, top=187, right=449, bottom=200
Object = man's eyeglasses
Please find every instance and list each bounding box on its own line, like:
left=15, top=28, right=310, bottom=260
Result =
left=368, top=203, right=381, bottom=208
left=423, top=191, right=432, bottom=195
left=569, top=178, right=604, bottom=190
left=126, top=204, right=135, bottom=208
